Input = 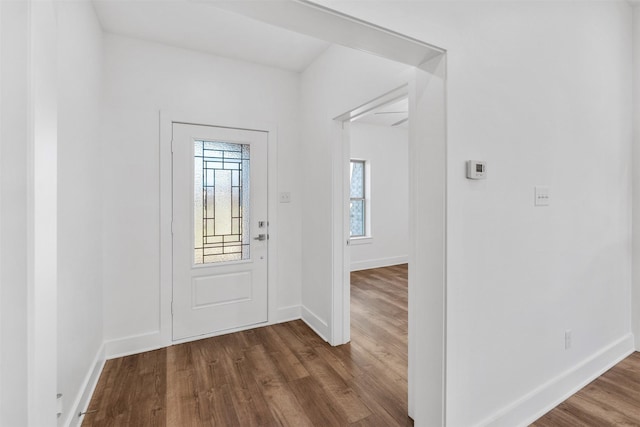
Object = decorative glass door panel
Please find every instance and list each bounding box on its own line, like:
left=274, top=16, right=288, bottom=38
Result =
left=172, top=123, right=268, bottom=340
left=194, top=141, right=250, bottom=264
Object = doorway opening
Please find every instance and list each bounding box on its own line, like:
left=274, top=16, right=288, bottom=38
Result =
left=334, top=84, right=414, bottom=411
left=341, top=89, right=412, bottom=417
left=334, top=84, right=409, bottom=342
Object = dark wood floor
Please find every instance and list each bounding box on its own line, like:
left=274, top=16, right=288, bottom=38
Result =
left=82, top=264, right=640, bottom=426
left=83, top=264, right=411, bottom=426
left=531, top=352, right=640, bottom=426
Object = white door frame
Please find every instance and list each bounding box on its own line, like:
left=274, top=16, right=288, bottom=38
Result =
left=333, top=84, right=410, bottom=346
left=330, top=59, right=447, bottom=423
left=159, top=111, right=279, bottom=346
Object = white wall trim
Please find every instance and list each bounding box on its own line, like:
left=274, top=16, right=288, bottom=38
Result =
left=66, top=343, right=105, bottom=427
left=104, top=312, right=304, bottom=360
left=214, top=0, right=444, bottom=67
left=632, top=5, right=640, bottom=353
left=409, top=58, right=448, bottom=425
left=349, top=236, right=373, bottom=246
left=0, top=2, right=4, bottom=421
left=104, top=331, right=164, bottom=360
left=276, top=305, right=302, bottom=323
left=480, top=333, right=635, bottom=427
left=301, top=305, right=329, bottom=342
left=351, top=255, right=408, bottom=272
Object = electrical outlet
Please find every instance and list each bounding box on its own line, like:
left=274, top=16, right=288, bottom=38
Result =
left=279, top=192, right=291, bottom=203
left=535, top=186, right=550, bottom=206
left=57, top=393, right=63, bottom=417
left=565, top=330, right=572, bottom=350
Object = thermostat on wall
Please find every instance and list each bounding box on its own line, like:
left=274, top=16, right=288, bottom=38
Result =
left=466, top=160, right=486, bottom=180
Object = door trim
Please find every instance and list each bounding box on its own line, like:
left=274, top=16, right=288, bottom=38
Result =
left=159, top=110, right=278, bottom=346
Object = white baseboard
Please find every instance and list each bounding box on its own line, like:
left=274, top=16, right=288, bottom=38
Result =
left=105, top=306, right=304, bottom=359
left=276, top=305, right=301, bottom=323
left=301, top=305, right=329, bottom=342
left=104, top=330, right=164, bottom=360
left=479, top=333, right=635, bottom=427
left=65, top=343, right=105, bottom=427
left=350, top=255, right=408, bottom=272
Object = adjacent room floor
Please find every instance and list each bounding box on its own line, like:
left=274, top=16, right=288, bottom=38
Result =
left=531, top=352, right=640, bottom=426
left=83, top=264, right=412, bottom=426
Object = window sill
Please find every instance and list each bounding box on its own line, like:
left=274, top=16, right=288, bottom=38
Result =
left=350, top=237, right=373, bottom=246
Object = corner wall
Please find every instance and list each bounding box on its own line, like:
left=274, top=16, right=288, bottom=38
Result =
left=56, top=1, right=105, bottom=425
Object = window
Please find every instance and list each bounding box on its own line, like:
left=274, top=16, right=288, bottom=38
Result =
left=350, top=160, right=367, bottom=237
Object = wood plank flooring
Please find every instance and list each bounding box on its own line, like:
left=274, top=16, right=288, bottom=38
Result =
left=82, top=263, right=640, bottom=426
left=531, top=352, right=640, bottom=426
left=83, top=264, right=412, bottom=426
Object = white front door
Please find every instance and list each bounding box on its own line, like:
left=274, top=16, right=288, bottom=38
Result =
left=172, top=123, right=268, bottom=341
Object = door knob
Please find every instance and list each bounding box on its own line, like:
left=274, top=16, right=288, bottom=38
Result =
left=253, top=234, right=267, bottom=241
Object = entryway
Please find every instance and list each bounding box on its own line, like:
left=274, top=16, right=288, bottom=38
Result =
left=83, top=264, right=412, bottom=426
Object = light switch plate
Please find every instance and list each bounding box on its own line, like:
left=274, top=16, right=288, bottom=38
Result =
left=535, top=186, right=550, bottom=206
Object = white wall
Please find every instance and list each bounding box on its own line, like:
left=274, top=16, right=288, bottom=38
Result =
left=101, top=34, right=302, bottom=352
left=633, top=4, right=640, bottom=352
left=349, top=122, right=408, bottom=271
left=0, top=1, right=29, bottom=424
left=29, top=1, right=59, bottom=422
left=299, top=44, right=411, bottom=339
left=57, top=1, right=105, bottom=425
left=314, top=1, right=634, bottom=426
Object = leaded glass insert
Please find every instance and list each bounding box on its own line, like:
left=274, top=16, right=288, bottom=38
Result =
left=194, top=140, right=250, bottom=264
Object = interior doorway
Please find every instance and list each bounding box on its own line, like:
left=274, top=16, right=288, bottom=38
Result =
left=347, top=96, right=410, bottom=272
left=334, top=84, right=413, bottom=409
left=343, top=90, right=412, bottom=418
left=334, top=85, right=410, bottom=343
left=329, top=57, right=447, bottom=422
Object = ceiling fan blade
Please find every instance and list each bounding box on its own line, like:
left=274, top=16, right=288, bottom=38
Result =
left=391, top=117, right=409, bottom=127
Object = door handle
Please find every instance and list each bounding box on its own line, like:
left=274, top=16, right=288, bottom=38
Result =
left=253, top=234, right=267, bottom=241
